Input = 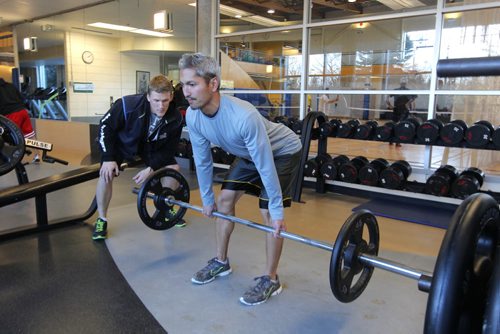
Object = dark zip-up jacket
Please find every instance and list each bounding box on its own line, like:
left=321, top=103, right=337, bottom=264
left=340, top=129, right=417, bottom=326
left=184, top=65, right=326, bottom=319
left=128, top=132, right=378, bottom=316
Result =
left=0, top=78, right=25, bottom=115
left=98, top=93, right=183, bottom=170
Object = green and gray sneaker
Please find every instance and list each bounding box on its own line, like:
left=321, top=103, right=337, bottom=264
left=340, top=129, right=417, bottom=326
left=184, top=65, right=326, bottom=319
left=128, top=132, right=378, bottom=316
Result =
left=191, top=257, right=232, bottom=284
left=92, top=218, right=108, bottom=240
left=239, top=275, right=282, bottom=306
left=166, top=208, right=187, bottom=228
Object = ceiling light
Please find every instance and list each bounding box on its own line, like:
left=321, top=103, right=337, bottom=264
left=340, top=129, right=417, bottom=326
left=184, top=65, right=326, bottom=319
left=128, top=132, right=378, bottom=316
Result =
left=267, top=9, right=275, bottom=14
left=348, top=0, right=356, bottom=2
left=23, top=37, right=37, bottom=52
left=235, top=14, right=242, bottom=18
left=219, top=4, right=285, bottom=27
left=154, top=10, right=173, bottom=33
left=88, top=22, right=172, bottom=37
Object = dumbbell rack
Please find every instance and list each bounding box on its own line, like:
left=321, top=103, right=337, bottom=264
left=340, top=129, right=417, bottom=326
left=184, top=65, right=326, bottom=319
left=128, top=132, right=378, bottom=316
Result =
left=298, top=113, right=500, bottom=207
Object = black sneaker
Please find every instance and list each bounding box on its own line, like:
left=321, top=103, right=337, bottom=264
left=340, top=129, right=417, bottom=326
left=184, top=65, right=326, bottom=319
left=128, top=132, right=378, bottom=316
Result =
left=239, top=275, right=282, bottom=306
left=191, top=257, right=232, bottom=284
left=92, top=218, right=108, bottom=240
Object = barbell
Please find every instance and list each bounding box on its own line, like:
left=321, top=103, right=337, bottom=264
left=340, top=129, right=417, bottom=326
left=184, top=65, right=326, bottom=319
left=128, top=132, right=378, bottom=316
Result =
left=133, top=167, right=499, bottom=334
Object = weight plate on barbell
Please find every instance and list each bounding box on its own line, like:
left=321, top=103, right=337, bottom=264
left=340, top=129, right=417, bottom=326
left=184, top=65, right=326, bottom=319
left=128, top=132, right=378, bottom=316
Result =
left=0, top=115, right=25, bottom=176
left=137, top=167, right=190, bottom=230
left=424, top=193, right=500, bottom=334
left=329, top=210, right=380, bottom=303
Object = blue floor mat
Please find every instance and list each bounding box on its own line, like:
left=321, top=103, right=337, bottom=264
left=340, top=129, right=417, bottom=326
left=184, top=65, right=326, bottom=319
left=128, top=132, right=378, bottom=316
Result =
left=352, top=199, right=456, bottom=229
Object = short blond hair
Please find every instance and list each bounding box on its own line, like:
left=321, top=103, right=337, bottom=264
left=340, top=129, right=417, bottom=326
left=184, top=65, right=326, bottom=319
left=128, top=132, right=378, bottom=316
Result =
left=148, top=75, right=173, bottom=95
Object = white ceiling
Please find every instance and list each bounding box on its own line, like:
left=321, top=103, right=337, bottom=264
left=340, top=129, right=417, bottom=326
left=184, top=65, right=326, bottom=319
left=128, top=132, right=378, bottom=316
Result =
left=0, top=0, right=196, bottom=48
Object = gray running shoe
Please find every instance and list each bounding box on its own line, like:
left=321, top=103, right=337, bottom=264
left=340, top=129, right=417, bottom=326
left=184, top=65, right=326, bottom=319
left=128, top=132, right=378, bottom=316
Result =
left=191, top=257, right=232, bottom=284
left=239, top=275, right=282, bottom=306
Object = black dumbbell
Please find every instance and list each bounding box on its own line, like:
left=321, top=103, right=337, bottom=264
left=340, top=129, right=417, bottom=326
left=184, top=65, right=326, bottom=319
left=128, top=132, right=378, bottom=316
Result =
left=417, top=119, right=443, bottom=145
left=292, top=120, right=303, bottom=135
left=425, top=165, right=458, bottom=196
left=379, top=160, right=412, bottom=190
left=175, top=138, right=192, bottom=158
left=358, top=158, right=390, bottom=186
left=211, top=146, right=223, bottom=163
left=465, top=120, right=494, bottom=148
left=450, top=167, right=485, bottom=199
left=220, top=150, right=236, bottom=165
left=375, top=121, right=396, bottom=142
left=320, top=154, right=350, bottom=181
left=328, top=119, right=342, bottom=137
left=440, top=120, right=467, bottom=147
left=491, top=126, right=500, bottom=150
left=394, top=117, right=422, bottom=143
left=338, top=156, right=369, bottom=183
left=354, top=120, right=379, bottom=140
left=319, top=122, right=332, bottom=139
left=337, top=119, right=360, bottom=138
left=304, top=153, right=333, bottom=178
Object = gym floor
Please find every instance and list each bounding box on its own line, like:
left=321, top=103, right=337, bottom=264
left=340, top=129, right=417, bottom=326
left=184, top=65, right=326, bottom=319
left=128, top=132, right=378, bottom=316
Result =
left=0, top=160, right=447, bottom=333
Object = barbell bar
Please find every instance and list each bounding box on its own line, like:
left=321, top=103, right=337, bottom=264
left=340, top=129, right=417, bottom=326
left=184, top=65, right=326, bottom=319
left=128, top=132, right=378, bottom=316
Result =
left=134, top=167, right=500, bottom=333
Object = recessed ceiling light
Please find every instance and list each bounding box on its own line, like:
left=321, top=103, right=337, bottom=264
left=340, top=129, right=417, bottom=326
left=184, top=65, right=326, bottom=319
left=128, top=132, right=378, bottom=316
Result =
left=235, top=14, right=242, bottom=18
left=267, top=9, right=275, bottom=14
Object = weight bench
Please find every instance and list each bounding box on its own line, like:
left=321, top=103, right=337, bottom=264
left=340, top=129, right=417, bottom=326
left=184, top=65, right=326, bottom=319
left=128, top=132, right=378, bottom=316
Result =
left=0, top=164, right=101, bottom=241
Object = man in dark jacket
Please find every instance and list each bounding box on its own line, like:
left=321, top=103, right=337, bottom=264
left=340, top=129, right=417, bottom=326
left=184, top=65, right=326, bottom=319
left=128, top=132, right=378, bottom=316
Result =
left=93, top=74, right=184, bottom=240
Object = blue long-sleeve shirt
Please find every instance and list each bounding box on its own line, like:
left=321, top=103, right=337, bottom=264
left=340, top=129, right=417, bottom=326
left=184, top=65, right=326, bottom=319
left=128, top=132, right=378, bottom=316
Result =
left=186, top=95, right=302, bottom=220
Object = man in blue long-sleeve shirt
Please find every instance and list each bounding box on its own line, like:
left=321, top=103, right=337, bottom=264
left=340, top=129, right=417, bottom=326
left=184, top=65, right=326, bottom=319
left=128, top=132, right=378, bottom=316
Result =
left=179, top=53, right=302, bottom=306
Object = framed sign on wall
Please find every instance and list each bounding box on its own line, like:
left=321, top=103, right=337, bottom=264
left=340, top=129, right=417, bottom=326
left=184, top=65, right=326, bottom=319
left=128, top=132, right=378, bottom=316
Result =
left=136, top=71, right=150, bottom=94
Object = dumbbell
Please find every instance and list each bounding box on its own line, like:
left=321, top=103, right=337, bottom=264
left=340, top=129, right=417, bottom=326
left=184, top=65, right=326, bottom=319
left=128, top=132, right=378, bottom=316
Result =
left=176, top=138, right=192, bottom=158
left=220, top=150, right=236, bottom=165
left=394, top=117, right=422, bottom=143
left=358, top=158, right=390, bottom=186
left=338, top=156, right=369, bottom=183
left=319, top=119, right=341, bottom=138
left=465, top=120, right=494, bottom=149
left=303, top=153, right=333, bottom=178
left=490, top=126, right=500, bottom=150
left=375, top=121, right=396, bottom=142
left=416, top=119, right=443, bottom=145
left=292, top=119, right=304, bottom=135
left=211, top=146, right=223, bottom=163
left=337, top=119, right=360, bottom=138
left=425, top=165, right=458, bottom=197
left=287, top=117, right=298, bottom=131
left=354, top=120, right=379, bottom=140
left=379, top=160, right=412, bottom=190
left=450, top=167, right=485, bottom=199
left=320, top=155, right=350, bottom=181
left=440, top=120, right=467, bottom=147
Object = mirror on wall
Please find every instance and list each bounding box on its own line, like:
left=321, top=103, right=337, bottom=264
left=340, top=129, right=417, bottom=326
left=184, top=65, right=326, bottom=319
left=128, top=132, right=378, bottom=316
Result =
left=12, top=0, right=195, bottom=122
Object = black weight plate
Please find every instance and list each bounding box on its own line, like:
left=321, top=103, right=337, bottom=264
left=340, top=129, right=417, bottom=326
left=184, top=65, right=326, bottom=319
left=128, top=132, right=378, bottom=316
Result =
left=451, top=119, right=468, bottom=131
left=319, top=122, right=332, bottom=138
left=379, top=168, right=404, bottom=190
left=338, top=163, right=359, bottom=183
left=392, top=160, right=412, bottom=179
left=476, top=120, right=494, bottom=134
left=328, top=119, right=342, bottom=137
left=354, top=124, right=372, bottom=140
left=137, top=167, right=190, bottom=230
left=358, top=164, right=380, bottom=186
left=465, top=123, right=491, bottom=148
left=483, top=246, right=500, bottom=334
left=440, top=123, right=465, bottom=146
left=492, top=127, right=500, bottom=149
left=370, top=158, right=389, bottom=172
left=330, top=210, right=379, bottom=303
left=316, top=153, right=332, bottom=167
left=394, top=120, right=417, bottom=143
left=304, top=158, right=319, bottom=177
left=461, top=167, right=485, bottom=186
left=425, top=193, right=500, bottom=334
left=211, top=147, right=223, bottom=163
left=337, top=123, right=355, bottom=138
left=428, top=118, right=444, bottom=130
left=375, top=121, right=395, bottom=141
left=292, top=120, right=303, bottom=135
left=0, top=115, right=25, bottom=176
left=332, top=155, right=350, bottom=169
left=451, top=175, right=481, bottom=199
left=320, top=161, right=337, bottom=180
left=425, top=173, right=452, bottom=196
left=417, top=121, right=440, bottom=144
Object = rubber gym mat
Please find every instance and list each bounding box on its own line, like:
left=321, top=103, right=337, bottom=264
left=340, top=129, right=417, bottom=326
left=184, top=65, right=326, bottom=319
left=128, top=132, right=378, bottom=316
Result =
left=0, top=225, right=166, bottom=333
left=352, top=198, right=455, bottom=229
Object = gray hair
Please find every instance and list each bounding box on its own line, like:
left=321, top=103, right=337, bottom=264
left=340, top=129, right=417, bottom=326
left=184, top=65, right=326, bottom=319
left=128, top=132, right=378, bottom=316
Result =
left=178, top=53, right=220, bottom=85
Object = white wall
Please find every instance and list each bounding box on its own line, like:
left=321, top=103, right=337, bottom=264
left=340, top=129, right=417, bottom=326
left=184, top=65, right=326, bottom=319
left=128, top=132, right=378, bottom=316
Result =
left=65, top=32, right=160, bottom=118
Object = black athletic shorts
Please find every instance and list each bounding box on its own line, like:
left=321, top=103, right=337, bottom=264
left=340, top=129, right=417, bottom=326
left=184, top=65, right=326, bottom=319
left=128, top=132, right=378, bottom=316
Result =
left=221, top=149, right=302, bottom=210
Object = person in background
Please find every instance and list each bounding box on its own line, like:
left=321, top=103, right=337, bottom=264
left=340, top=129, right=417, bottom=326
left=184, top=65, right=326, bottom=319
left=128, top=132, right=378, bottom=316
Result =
left=0, top=77, right=40, bottom=163
left=93, top=75, right=185, bottom=241
left=386, top=77, right=417, bottom=123
left=318, top=88, right=339, bottom=116
left=179, top=52, right=302, bottom=306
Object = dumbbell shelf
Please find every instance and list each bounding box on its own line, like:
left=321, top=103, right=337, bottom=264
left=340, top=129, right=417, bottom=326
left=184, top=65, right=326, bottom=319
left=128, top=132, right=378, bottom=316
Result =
left=140, top=189, right=433, bottom=284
